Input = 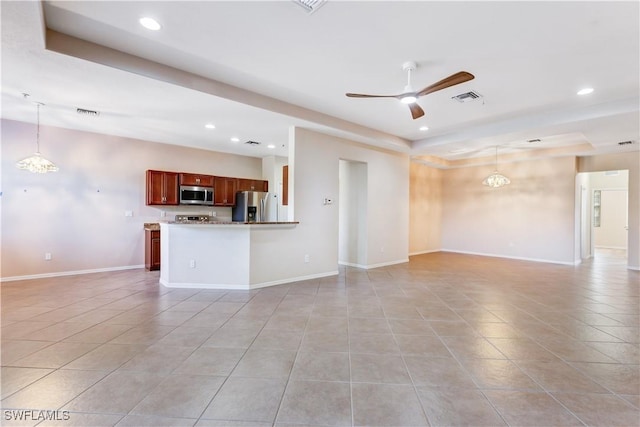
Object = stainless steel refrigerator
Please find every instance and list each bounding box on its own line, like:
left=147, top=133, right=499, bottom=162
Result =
left=232, top=191, right=278, bottom=222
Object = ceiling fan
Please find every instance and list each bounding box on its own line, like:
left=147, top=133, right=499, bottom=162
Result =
left=346, top=61, right=474, bottom=120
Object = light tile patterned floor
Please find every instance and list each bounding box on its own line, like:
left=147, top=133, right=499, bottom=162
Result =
left=1, top=250, right=638, bottom=426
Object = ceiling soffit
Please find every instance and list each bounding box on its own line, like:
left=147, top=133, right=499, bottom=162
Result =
left=44, top=29, right=412, bottom=153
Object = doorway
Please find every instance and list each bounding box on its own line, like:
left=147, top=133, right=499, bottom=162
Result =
left=594, top=189, right=628, bottom=250
left=578, top=170, right=629, bottom=263
left=338, top=159, right=368, bottom=267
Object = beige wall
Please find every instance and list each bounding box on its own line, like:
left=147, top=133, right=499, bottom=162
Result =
left=1, top=119, right=262, bottom=279
left=409, top=162, right=442, bottom=255
left=440, top=156, right=578, bottom=264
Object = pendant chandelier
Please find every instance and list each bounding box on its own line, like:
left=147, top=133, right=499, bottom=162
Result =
left=482, top=146, right=510, bottom=188
left=16, top=102, right=59, bottom=174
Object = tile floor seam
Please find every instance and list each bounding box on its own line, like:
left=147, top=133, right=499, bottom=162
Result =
left=43, top=370, right=110, bottom=413
left=271, top=285, right=325, bottom=426
left=429, top=325, right=512, bottom=427
left=379, top=285, right=432, bottom=427
left=198, top=289, right=291, bottom=425
left=424, top=314, right=544, bottom=427
left=346, top=274, right=355, bottom=427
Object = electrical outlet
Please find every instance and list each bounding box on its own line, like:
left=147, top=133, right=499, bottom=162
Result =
left=211, top=211, right=217, bottom=217
left=189, top=259, right=196, bottom=268
left=304, top=254, right=310, bottom=263
left=160, top=211, right=166, bottom=217
left=124, top=210, right=133, bottom=217
left=45, top=253, right=52, bottom=261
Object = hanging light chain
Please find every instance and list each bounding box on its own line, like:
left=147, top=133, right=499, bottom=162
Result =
left=35, top=102, right=42, bottom=153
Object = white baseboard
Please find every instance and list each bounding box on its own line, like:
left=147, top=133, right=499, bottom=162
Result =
left=338, top=259, right=409, bottom=270
left=594, top=245, right=627, bottom=250
left=338, top=261, right=366, bottom=269
left=628, top=265, right=640, bottom=271
left=409, top=249, right=441, bottom=256
left=160, top=270, right=339, bottom=290
left=0, top=265, right=146, bottom=283
left=441, top=249, right=579, bottom=266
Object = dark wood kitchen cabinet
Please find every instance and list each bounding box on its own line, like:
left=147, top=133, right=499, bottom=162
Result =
left=145, top=229, right=160, bottom=271
left=282, top=165, right=289, bottom=206
left=237, top=178, right=268, bottom=192
left=146, top=170, right=179, bottom=205
left=214, top=176, right=238, bottom=206
left=180, top=173, right=214, bottom=187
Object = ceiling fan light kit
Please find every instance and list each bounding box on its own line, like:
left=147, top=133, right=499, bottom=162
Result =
left=346, top=61, right=474, bottom=120
left=400, top=95, right=417, bottom=104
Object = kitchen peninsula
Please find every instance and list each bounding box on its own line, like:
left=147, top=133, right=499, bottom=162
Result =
left=159, top=220, right=299, bottom=290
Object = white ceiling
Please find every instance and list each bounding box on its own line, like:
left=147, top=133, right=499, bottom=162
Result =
left=2, top=1, right=639, bottom=164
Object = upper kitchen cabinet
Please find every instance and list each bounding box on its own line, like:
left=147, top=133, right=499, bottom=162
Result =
left=237, top=178, right=268, bottom=192
left=282, top=165, right=289, bottom=206
left=179, top=173, right=214, bottom=187
left=146, top=170, right=179, bottom=205
left=214, top=176, right=238, bottom=206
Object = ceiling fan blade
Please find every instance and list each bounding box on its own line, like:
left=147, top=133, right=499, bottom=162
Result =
left=345, top=93, right=401, bottom=98
left=408, top=103, right=425, bottom=120
left=416, top=71, right=474, bottom=97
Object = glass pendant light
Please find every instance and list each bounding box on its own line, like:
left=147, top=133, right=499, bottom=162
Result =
left=482, top=146, right=510, bottom=188
left=16, top=102, right=59, bottom=173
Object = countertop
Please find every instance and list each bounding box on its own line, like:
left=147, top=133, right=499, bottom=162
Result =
left=166, top=221, right=299, bottom=225
left=144, top=223, right=160, bottom=231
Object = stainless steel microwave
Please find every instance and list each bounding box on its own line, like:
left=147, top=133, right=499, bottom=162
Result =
left=179, top=185, right=214, bottom=205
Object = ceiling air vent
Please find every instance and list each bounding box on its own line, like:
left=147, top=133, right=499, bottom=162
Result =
left=617, top=140, right=634, bottom=146
left=527, top=138, right=542, bottom=143
left=292, top=0, right=327, bottom=14
left=77, top=108, right=100, bottom=117
left=245, top=140, right=261, bottom=145
left=451, top=91, right=482, bottom=103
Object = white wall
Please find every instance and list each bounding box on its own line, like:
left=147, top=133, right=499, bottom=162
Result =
left=338, top=159, right=368, bottom=267
left=441, top=156, right=578, bottom=264
left=1, top=119, right=263, bottom=279
left=291, top=127, right=409, bottom=272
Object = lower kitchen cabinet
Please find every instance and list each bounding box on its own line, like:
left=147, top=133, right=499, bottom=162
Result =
left=145, top=229, right=160, bottom=271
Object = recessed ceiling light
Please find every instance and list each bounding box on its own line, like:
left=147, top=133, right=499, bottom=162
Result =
left=139, top=17, right=161, bottom=31
left=577, top=87, right=594, bottom=96
left=419, top=126, right=429, bottom=131
left=230, top=137, right=239, bottom=142
left=204, top=123, right=215, bottom=129
left=267, top=144, right=275, bottom=149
